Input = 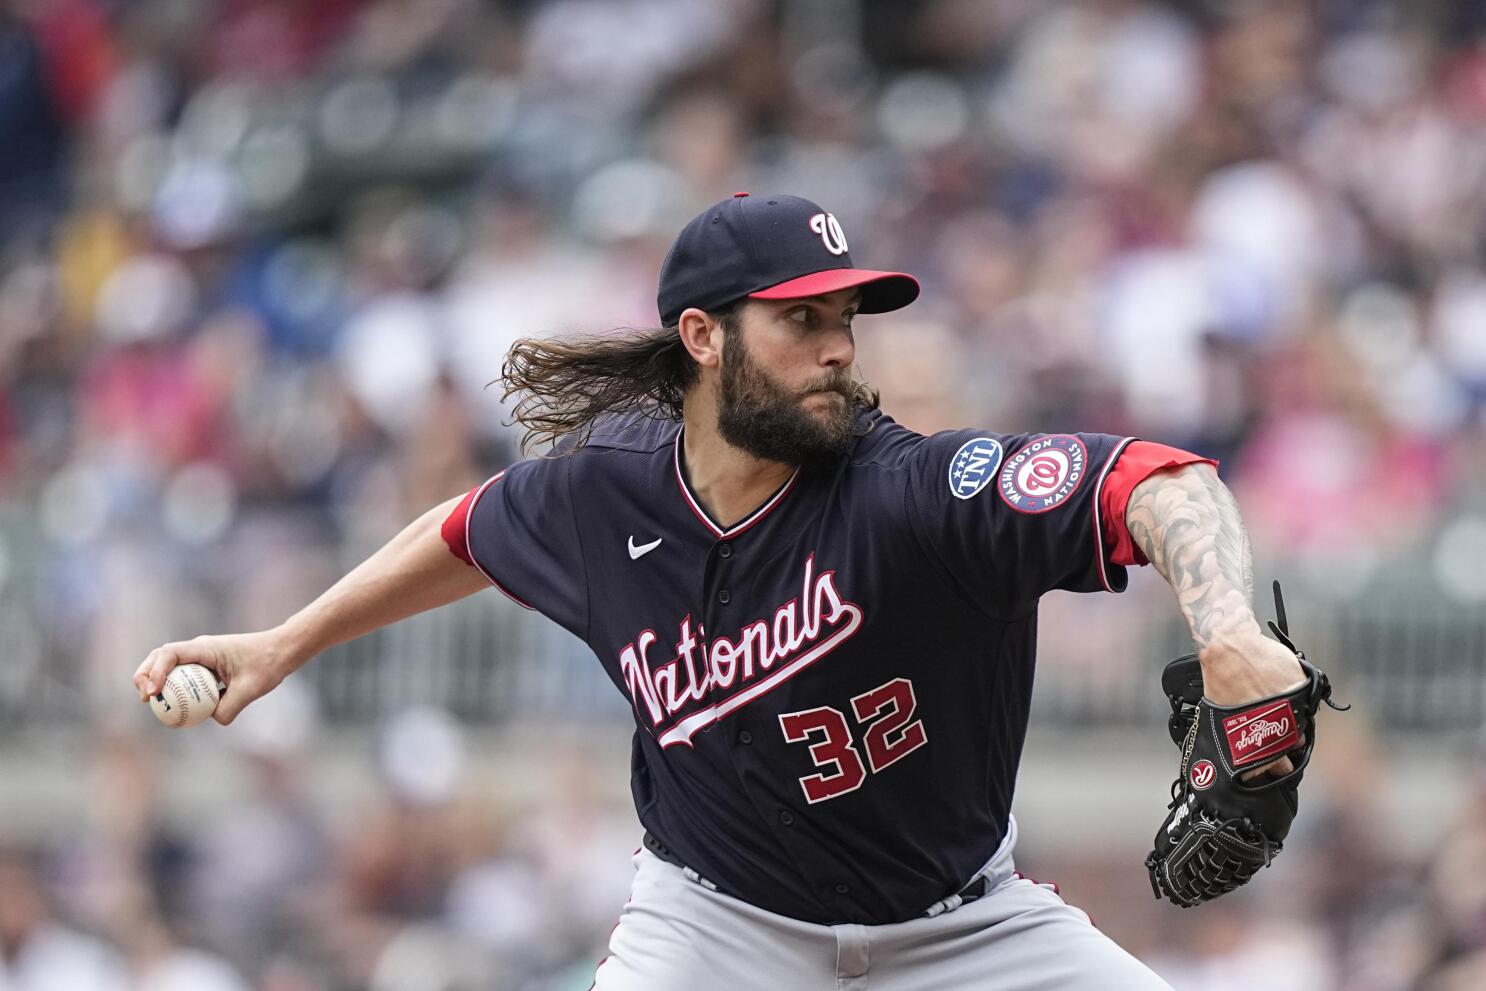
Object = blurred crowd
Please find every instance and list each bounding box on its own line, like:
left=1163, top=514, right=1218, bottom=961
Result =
left=0, top=691, right=642, bottom=991
left=1, top=0, right=1485, bottom=988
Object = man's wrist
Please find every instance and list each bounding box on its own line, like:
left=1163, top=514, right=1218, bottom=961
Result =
left=1197, top=624, right=1307, bottom=705
left=1198, top=622, right=1266, bottom=659
left=268, top=621, right=317, bottom=678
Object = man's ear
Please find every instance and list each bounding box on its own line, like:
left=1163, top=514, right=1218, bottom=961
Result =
left=677, top=307, right=725, bottom=369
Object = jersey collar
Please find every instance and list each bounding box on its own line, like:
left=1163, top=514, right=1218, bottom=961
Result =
left=673, top=426, right=800, bottom=540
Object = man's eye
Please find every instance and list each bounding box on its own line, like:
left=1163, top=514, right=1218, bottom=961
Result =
left=789, top=309, right=814, bottom=324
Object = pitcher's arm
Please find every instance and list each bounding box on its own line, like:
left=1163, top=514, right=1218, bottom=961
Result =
left=1125, top=462, right=1305, bottom=772
left=132, top=493, right=490, bottom=723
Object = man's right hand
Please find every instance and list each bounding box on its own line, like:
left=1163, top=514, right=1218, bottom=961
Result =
left=133, top=629, right=298, bottom=725
left=132, top=493, right=485, bottom=726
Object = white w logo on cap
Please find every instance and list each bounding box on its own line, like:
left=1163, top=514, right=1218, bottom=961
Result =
left=809, top=213, right=849, bottom=256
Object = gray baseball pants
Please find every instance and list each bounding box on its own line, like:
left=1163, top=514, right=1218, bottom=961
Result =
left=590, top=820, right=1172, bottom=990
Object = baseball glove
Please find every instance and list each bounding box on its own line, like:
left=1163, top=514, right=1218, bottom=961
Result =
left=1145, top=581, right=1346, bottom=907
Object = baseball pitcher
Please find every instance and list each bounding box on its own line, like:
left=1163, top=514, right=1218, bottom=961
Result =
left=134, top=193, right=1336, bottom=990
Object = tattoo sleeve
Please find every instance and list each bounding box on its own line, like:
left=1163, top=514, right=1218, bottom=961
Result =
left=1125, top=464, right=1259, bottom=648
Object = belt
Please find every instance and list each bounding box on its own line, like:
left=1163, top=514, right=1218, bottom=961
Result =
left=643, top=831, right=721, bottom=891
left=642, top=831, right=995, bottom=919
left=922, top=872, right=992, bottom=918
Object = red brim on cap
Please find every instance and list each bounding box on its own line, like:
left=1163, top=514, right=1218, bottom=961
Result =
left=748, top=268, right=920, bottom=314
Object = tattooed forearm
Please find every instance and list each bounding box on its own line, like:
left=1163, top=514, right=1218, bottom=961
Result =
left=1126, top=463, right=1258, bottom=648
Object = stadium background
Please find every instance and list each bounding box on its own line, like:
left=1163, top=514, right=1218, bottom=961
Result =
left=2, top=0, right=1485, bottom=988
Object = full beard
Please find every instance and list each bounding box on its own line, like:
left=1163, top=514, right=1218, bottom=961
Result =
left=716, top=329, right=858, bottom=469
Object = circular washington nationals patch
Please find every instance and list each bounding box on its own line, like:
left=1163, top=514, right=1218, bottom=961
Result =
left=997, top=434, right=1087, bottom=513
left=1190, top=759, right=1217, bottom=791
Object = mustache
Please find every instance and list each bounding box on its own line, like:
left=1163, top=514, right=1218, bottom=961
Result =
left=797, top=372, right=855, bottom=398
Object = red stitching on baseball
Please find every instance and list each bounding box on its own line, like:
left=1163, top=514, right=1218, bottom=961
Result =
left=167, top=679, right=191, bottom=726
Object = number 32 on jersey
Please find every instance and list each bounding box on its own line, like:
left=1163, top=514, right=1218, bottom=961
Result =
left=778, top=677, right=927, bottom=804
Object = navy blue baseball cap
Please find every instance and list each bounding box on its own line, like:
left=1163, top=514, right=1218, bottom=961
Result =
left=656, top=193, right=920, bottom=326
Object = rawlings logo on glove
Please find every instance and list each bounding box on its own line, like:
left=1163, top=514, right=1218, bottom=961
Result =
left=1145, top=582, right=1347, bottom=908
left=1224, top=703, right=1298, bottom=766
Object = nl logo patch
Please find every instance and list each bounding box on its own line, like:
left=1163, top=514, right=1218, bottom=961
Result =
left=949, top=438, right=1004, bottom=500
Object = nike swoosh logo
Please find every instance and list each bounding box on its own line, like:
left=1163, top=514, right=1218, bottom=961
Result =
left=628, top=536, right=663, bottom=560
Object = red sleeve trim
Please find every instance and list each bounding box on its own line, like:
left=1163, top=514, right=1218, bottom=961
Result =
left=1090, top=438, right=1135, bottom=592
left=445, top=471, right=536, bottom=610
left=1100, top=441, right=1218, bottom=568
left=441, top=486, right=480, bottom=567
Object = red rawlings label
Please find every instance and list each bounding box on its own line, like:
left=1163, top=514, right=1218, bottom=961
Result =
left=1222, top=700, right=1300, bottom=768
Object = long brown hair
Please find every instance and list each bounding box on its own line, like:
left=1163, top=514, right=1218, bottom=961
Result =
left=500, top=308, right=880, bottom=454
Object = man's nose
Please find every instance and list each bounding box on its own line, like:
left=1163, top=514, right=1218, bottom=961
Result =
left=820, top=325, right=855, bottom=368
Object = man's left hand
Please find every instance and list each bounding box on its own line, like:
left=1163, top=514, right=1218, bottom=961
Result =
left=1197, top=628, right=1308, bottom=778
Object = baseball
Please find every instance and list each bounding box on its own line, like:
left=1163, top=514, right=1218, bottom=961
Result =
left=149, top=664, right=222, bottom=729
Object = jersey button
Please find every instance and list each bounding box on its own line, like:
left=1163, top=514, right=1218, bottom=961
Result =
left=778, top=810, right=795, bottom=826
left=738, top=730, right=753, bottom=745
left=718, top=543, right=733, bottom=559
left=834, top=883, right=851, bottom=895
left=718, top=589, right=731, bottom=604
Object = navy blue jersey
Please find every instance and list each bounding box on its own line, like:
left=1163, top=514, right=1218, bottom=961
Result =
left=460, top=409, right=1139, bottom=925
